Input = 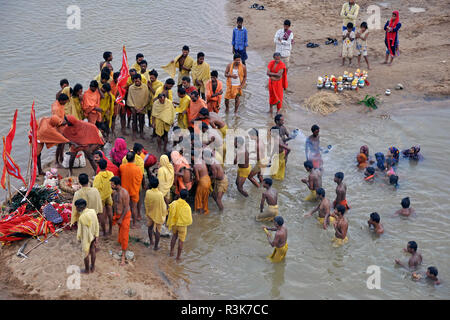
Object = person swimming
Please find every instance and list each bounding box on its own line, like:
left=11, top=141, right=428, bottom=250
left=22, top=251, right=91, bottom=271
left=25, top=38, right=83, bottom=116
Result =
left=402, top=145, right=423, bottom=161
left=364, top=167, right=375, bottom=181
left=389, top=174, right=399, bottom=189
left=386, top=158, right=395, bottom=176
left=388, top=146, right=400, bottom=165
left=375, top=152, right=386, bottom=171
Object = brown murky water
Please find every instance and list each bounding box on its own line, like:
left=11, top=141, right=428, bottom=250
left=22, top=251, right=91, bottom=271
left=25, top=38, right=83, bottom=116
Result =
left=0, top=0, right=449, bottom=299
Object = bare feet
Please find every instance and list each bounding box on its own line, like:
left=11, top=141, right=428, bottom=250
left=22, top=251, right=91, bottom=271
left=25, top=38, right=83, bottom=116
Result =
left=81, top=269, right=90, bottom=274
left=153, top=246, right=160, bottom=251
left=90, top=265, right=95, bottom=273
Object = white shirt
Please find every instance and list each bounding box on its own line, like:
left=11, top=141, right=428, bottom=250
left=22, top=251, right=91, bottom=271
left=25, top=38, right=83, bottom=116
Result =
left=274, top=28, right=294, bottom=57
left=231, top=68, right=241, bottom=86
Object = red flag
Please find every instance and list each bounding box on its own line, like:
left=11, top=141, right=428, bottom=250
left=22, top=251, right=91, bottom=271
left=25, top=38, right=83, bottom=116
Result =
left=25, top=101, right=38, bottom=198
left=115, top=46, right=130, bottom=106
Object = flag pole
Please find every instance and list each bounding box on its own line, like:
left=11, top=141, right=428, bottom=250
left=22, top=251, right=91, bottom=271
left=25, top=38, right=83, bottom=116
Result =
left=7, top=173, right=11, bottom=203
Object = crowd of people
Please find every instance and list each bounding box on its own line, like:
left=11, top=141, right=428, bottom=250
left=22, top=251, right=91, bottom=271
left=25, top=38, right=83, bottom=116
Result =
left=31, top=1, right=439, bottom=285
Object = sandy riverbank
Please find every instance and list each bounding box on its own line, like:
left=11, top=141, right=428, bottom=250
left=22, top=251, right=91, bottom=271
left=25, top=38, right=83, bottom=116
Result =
left=227, top=0, right=450, bottom=111
left=0, top=134, right=179, bottom=300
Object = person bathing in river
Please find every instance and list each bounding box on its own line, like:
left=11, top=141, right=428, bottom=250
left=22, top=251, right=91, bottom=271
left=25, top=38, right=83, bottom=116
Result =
left=368, top=212, right=384, bottom=235
left=402, top=145, right=423, bottom=161
left=395, top=240, right=422, bottom=270
left=333, top=172, right=350, bottom=211
left=263, top=216, right=288, bottom=263
left=304, top=188, right=334, bottom=230
left=305, top=124, right=322, bottom=169
left=256, top=178, right=278, bottom=222
left=267, top=52, right=288, bottom=114
left=235, top=136, right=252, bottom=197
left=364, top=166, right=376, bottom=182
left=395, top=197, right=415, bottom=217
left=332, top=204, right=349, bottom=246
left=302, top=160, right=322, bottom=202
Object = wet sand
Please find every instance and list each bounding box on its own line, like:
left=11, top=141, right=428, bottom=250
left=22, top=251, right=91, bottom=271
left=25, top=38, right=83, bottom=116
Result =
left=228, top=0, right=450, bottom=109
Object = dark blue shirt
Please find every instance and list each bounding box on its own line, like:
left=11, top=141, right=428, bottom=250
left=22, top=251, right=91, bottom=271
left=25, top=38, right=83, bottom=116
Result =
left=232, top=27, right=248, bottom=51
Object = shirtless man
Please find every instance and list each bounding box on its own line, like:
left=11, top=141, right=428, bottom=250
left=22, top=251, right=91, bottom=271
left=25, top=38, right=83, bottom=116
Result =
left=193, top=150, right=211, bottom=214
left=263, top=216, right=288, bottom=262
left=235, top=136, right=252, bottom=197
left=110, top=176, right=131, bottom=266
left=256, top=178, right=278, bottom=221
left=368, top=212, right=384, bottom=234
left=333, top=172, right=350, bottom=211
left=305, top=124, right=322, bottom=169
left=99, top=51, right=113, bottom=72
left=301, top=160, right=322, bottom=201
left=274, top=114, right=292, bottom=145
left=395, top=197, right=415, bottom=217
left=204, top=149, right=228, bottom=211
left=304, top=188, right=333, bottom=229
left=332, top=204, right=348, bottom=245
left=196, top=108, right=227, bottom=133
left=248, top=128, right=266, bottom=186
left=395, top=241, right=423, bottom=270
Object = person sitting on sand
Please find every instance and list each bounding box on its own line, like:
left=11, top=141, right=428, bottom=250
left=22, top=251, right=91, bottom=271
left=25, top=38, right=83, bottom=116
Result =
left=263, top=216, right=288, bottom=263
left=256, top=178, right=279, bottom=222
left=395, top=240, right=422, bottom=270
left=304, top=188, right=334, bottom=230
left=402, top=145, right=423, bottom=161
left=395, top=197, right=415, bottom=217
left=368, top=212, right=384, bottom=234
left=75, top=199, right=99, bottom=274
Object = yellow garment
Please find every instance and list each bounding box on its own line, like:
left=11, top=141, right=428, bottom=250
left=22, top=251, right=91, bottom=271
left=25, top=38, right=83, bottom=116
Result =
left=157, top=155, right=175, bottom=197
left=122, top=154, right=145, bottom=174
left=271, top=151, right=286, bottom=181
left=268, top=242, right=288, bottom=263
left=340, top=2, right=360, bottom=26
left=71, top=187, right=103, bottom=226
left=127, top=84, right=150, bottom=112
left=161, top=61, right=176, bottom=78
left=304, top=190, right=317, bottom=202
left=93, top=170, right=114, bottom=201
left=332, top=236, right=349, bottom=247
left=176, top=55, right=194, bottom=85
left=72, top=96, right=84, bottom=120
left=175, top=95, right=191, bottom=129
left=132, top=62, right=141, bottom=73
left=77, top=208, right=99, bottom=258
left=140, top=70, right=150, bottom=83
left=61, top=86, right=74, bottom=116
left=191, top=61, right=211, bottom=93
left=99, top=92, right=115, bottom=128
left=318, top=216, right=336, bottom=225
left=256, top=205, right=279, bottom=222
left=238, top=165, right=252, bottom=178
left=126, top=75, right=147, bottom=87
left=171, top=225, right=188, bottom=242
left=154, top=85, right=173, bottom=102
left=144, top=188, right=168, bottom=225
left=214, top=175, right=229, bottom=194
left=167, top=198, right=193, bottom=230
left=219, top=124, right=228, bottom=139
left=152, top=99, right=175, bottom=136
left=149, top=80, right=163, bottom=109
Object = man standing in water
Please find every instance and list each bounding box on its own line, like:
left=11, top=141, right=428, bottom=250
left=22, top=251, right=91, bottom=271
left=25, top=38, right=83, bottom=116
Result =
left=305, top=124, right=322, bottom=169
left=333, top=172, right=350, bottom=211
left=235, top=136, right=252, bottom=197
left=224, top=53, right=247, bottom=113
left=263, top=216, right=288, bottom=263
left=395, top=241, right=423, bottom=270
left=301, top=160, right=322, bottom=201
left=304, top=188, right=334, bottom=229
left=192, top=52, right=211, bottom=100
left=332, top=204, right=348, bottom=246
left=256, top=178, right=278, bottom=222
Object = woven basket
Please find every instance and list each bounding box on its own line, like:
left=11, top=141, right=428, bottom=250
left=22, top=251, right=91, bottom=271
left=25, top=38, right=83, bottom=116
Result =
left=59, top=177, right=92, bottom=194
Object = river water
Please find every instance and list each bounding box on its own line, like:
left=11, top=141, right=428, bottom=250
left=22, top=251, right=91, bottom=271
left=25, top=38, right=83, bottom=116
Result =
left=0, top=0, right=449, bottom=300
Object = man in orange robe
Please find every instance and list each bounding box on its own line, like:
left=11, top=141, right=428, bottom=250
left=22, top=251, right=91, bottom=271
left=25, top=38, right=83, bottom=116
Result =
left=36, top=115, right=69, bottom=175
left=267, top=52, right=288, bottom=114
left=205, top=71, right=223, bottom=113
left=110, top=176, right=132, bottom=266
left=82, top=80, right=104, bottom=124
left=119, top=151, right=143, bottom=228
left=225, top=53, right=247, bottom=113
left=188, top=90, right=208, bottom=133
left=51, top=94, right=69, bottom=123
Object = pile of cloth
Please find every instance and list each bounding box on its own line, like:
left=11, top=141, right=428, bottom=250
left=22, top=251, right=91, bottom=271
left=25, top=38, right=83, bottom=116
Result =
left=0, top=202, right=72, bottom=245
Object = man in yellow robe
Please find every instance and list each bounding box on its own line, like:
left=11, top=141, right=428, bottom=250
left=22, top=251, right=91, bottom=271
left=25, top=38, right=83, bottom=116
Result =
left=167, top=189, right=192, bottom=260
left=263, top=216, right=288, bottom=263
left=132, top=53, right=144, bottom=73
left=145, top=176, right=168, bottom=251
left=174, top=87, right=191, bottom=129
left=153, top=78, right=175, bottom=102
left=126, top=74, right=149, bottom=139
left=71, top=173, right=103, bottom=226
left=163, top=46, right=194, bottom=87
left=157, top=155, right=174, bottom=203
left=93, top=159, right=114, bottom=236
left=99, top=83, right=115, bottom=136
left=75, top=199, right=99, bottom=274
left=191, top=52, right=211, bottom=100
left=152, top=93, right=175, bottom=153
left=147, top=69, right=164, bottom=126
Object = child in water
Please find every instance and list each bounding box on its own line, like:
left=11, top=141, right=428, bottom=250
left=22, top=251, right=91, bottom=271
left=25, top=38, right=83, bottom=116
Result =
left=395, top=197, right=415, bottom=217
left=412, top=266, right=441, bottom=285
left=368, top=212, right=384, bottom=234
left=364, top=167, right=375, bottom=182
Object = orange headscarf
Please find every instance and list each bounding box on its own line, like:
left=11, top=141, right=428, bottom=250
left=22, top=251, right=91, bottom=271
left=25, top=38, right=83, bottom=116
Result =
left=357, top=153, right=368, bottom=168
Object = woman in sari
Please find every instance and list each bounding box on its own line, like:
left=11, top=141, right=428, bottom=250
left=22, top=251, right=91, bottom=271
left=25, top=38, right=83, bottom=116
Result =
left=267, top=52, right=288, bottom=114
left=157, top=154, right=175, bottom=203
left=110, top=138, right=128, bottom=167
left=383, top=11, right=401, bottom=65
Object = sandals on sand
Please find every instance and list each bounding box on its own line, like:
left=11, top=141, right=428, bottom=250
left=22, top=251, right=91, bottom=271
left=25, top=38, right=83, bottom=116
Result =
left=307, top=42, right=320, bottom=48
left=249, top=3, right=265, bottom=10
left=325, top=38, right=337, bottom=45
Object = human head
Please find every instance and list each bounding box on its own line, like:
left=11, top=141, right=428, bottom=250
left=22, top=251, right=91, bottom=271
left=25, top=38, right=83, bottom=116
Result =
left=89, top=80, right=98, bottom=91
left=113, top=72, right=120, bottom=82
left=211, top=70, right=219, bottom=80
left=233, top=53, right=241, bottom=64
left=157, top=93, right=166, bottom=103
left=78, top=173, right=89, bottom=186
left=93, top=150, right=104, bottom=162
left=274, top=216, right=284, bottom=227
left=58, top=93, right=69, bottom=105
left=110, top=176, right=121, bottom=190
left=197, top=52, right=205, bottom=64
left=180, top=189, right=188, bottom=199
left=407, top=241, right=418, bottom=253
left=182, top=76, right=191, bottom=87
left=126, top=151, right=135, bottom=162
left=191, top=90, right=199, bottom=101
left=182, top=45, right=189, bottom=57
left=284, top=20, right=291, bottom=32
left=316, top=187, right=325, bottom=199
left=165, top=78, right=175, bottom=89
left=133, top=73, right=142, bottom=86
left=304, top=160, right=313, bottom=172
left=335, top=204, right=346, bottom=216
left=136, top=53, right=144, bottom=63
left=274, top=114, right=284, bottom=126
left=427, top=266, right=438, bottom=278
left=129, top=68, right=137, bottom=77
left=263, top=178, right=272, bottom=189
left=101, top=82, right=111, bottom=93
left=74, top=199, right=87, bottom=212
left=149, top=69, right=158, bottom=82
left=334, top=172, right=344, bottom=183
left=98, top=158, right=107, bottom=170
left=360, top=145, right=369, bottom=157
left=139, top=59, right=147, bottom=72
left=60, top=79, right=69, bottom=88
left=235, top=136, right=245, bottom=148
left=177, top=87, right=186, bottom=97
left=103, top=51, right=112, bottom=61
left=311, top=124, right=320, bottom=136
left=370, top=212, right=380, bottom=223
left=73, top=83, right=83, bottom=97
left=133, top=143, right=143, bottom=154
left=248, top=128, right=259, bottom=139
left=149, top=176, right=159, bottom=189
left=273, top=52, right=281, bottom=61
left=366, top=166, right=375, bottom=176
left=237, top=16, right=243, bottom=28
left=401, top=197, right=410, bottom=209
left=199, top=107, right=209, bottom=118
left=392, top=11, right=398, bottom=20
left=360, top=21, right=368, bottom=31
left=346, top=22, right=353, bottom=31
left=389, top=174, right=399, bottom=187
